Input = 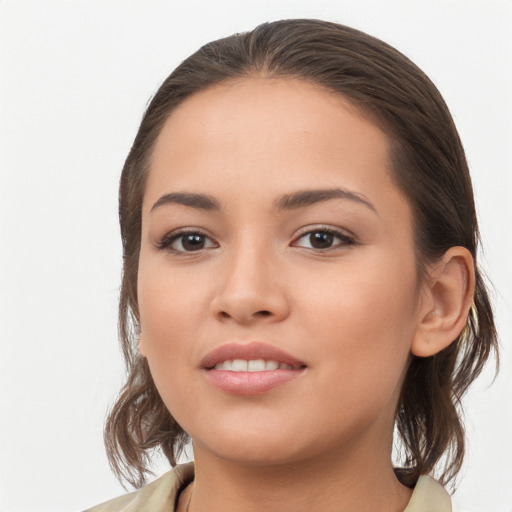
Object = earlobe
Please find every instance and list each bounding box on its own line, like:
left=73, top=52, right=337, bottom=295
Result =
left=411, top=247, right=475, bottom=358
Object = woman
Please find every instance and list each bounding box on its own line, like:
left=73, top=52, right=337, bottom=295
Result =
left=86, top=19, right=498, bottom=512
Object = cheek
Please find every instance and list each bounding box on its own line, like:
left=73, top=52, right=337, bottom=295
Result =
left=137, top=259, right=201, bottom=372
left=138, top=258, right=205, bottom=335
left=137, top=268, right=203, bottom=418
left=299, top=255, right=419, bottom=393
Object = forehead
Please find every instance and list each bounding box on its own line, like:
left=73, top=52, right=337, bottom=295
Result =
left=145, top=77, right=405, bottom=220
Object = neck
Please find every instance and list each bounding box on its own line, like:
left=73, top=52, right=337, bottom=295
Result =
left=186, top=437, right=412, bottom=512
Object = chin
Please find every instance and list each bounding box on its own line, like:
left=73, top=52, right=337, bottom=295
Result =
left=192, top=425, right=310, bottom=466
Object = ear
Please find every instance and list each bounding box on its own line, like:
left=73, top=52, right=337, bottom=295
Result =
left=411, top=247, right=475, bottom=358
left=138, top=331, right=147, bottom=357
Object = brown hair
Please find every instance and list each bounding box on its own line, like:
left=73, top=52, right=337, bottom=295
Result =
left=105, top=19, right=498, bottom=489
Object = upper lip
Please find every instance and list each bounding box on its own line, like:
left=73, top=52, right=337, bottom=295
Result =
left=200, top=342, right=306, bottom=369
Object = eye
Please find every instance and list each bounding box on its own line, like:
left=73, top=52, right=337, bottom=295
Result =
left=157, top=231, right=218, bottom=253
left=293, top=228, right=354, bottom=250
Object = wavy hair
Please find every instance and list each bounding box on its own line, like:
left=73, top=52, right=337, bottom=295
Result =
left=104, top=19, right=498, bottom=489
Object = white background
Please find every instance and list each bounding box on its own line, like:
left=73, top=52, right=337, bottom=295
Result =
left=0, top=1, right=511, bottom=511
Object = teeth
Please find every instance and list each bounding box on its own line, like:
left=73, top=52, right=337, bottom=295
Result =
left=248, top=359, right=266, bottom=372
left=214, top=360, right=233, bottom=371
left=232, top=359, right=248, bottom=372
left=213, top=359, right=295, bottom=372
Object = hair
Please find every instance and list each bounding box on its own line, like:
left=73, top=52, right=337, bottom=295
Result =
left=104, top=18, right=498, bottom=489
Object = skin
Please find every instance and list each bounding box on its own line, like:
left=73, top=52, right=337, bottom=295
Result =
left=137, top=78, right=472, bottom=512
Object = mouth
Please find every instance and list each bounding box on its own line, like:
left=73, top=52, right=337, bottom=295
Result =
left=212, top=359, right=302, bottom=371
left=201, top=342, right=307, bottom=395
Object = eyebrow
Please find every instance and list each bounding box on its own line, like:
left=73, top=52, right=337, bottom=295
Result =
left=150, top=187, right=377, bottom=214
left=151, top=192, right=221, bottom=212
left=274, top=188, right=377, bottom=214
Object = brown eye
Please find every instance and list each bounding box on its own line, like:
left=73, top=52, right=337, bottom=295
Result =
left=158, top=231, right=217, bottom=253
left=293, top=229, right=354, bottom=251
left=180, top=234, right=207, bottom=251
left=309, top=232, right=334, bottom=249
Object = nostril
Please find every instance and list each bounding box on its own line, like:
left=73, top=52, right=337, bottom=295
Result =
left=216, top=310, right=272, bottom=321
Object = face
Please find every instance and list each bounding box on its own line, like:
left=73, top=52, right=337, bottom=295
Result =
left=138, top=78, right=426, bottom=467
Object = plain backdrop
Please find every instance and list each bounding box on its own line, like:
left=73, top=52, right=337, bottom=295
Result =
left=0, top=1, right=511, bottom=511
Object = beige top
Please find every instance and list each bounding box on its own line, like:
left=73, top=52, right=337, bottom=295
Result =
left=84, top=463, right=451, bottom=512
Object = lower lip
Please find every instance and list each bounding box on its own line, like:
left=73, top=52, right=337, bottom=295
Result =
left=203, top=368, right=304, bottom=395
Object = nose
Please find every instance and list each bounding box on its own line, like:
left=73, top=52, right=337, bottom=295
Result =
left=210, top=241, right=290, bottom=325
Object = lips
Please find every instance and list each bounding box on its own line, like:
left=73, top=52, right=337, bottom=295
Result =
left=200, top=342, right=307, bottom=395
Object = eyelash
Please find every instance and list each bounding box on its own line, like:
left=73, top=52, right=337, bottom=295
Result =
left=292, top=226, right=355, bottom=251
left=156, top=226, right=355, bottom=254
left=156, top=229, right=217, bottom=254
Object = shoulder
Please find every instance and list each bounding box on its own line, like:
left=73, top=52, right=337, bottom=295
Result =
left=404, top=475, right=452, bottom=512
left=83, top=463, right=194, bottom=512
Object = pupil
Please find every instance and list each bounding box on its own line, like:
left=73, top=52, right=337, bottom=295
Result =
left=310, top=232, right=333, bottom=249
left=183, top=234, right=205, bottom=251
